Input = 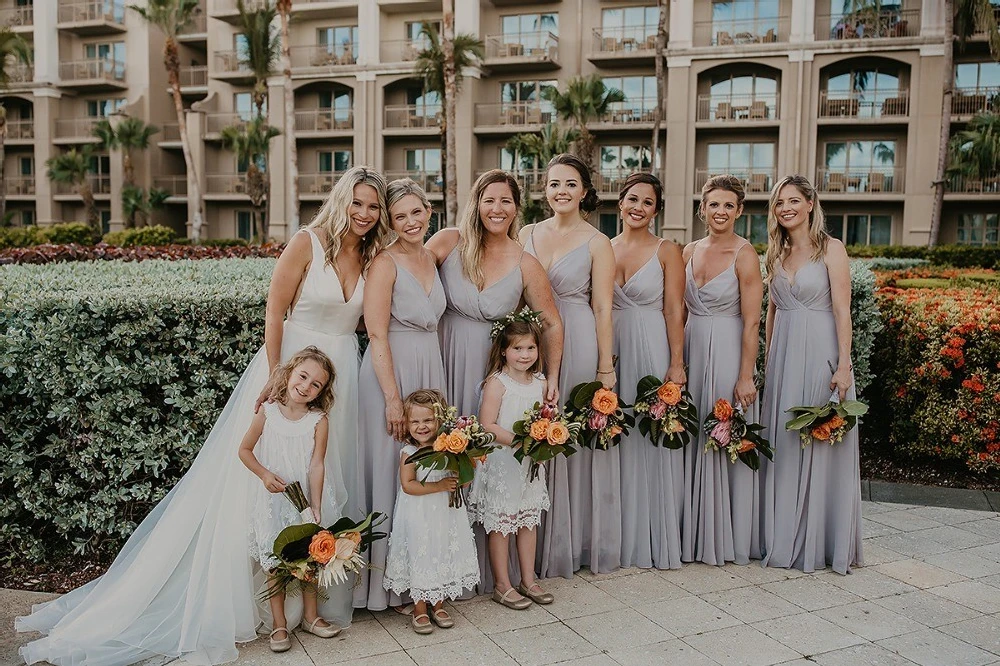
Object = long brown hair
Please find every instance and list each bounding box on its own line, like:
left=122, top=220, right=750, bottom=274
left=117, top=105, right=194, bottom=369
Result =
left=764, top=175, right=829, bottom=282
left=545, top=153, right=600, bottom=214
left=270, top=346, right=337, bottom=413
left=619, top=172, right=664, bottom=214
left=484, top=320, right=544, bottom=381
left=402, top=389, right=447, bottom=446
left=458, top=170, right=522, bottom=289
left=308, top=166, right=390, bottom=274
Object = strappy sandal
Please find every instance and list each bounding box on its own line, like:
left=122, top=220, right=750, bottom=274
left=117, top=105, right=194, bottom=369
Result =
left=269, top=627, right=291, bottom=653
left=430, top=607, right=454, bottom=628
left=491, top=586, right=532, bottom=610
left=411, top=613, right=434, bottom=634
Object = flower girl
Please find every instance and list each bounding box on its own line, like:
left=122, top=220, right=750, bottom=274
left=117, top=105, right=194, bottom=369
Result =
left=239, top=346, right=342, bottom=651
left=383, top=389, right=480, bottom=634
left=469, top=314, right=554, bottom=609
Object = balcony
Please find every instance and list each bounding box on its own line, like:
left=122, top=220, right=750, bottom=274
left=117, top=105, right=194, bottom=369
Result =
left=380, top=39, right=426, bottom=64
left=213, top=50, right=253, bottom=81
left=205, top=113, right=248, bottom=136
left=206, top=173, right=250, bottom=197
left=152, top=176, right=188, bottom=199
left=289, top=45, right=359, bottom=76
left=59, top=59, right=127, bottom=89
left=157, top=123, right=183, bottom=147
left=383, top=170, right=442, bottom=196
left=695, top=168, right=776, bottom=195
left=178, top=9, right=207, bottom=40
left=589, top=26, right=658, bottom=65
left=5, top=62, right=32, bottom=86
left=593, top=99, right=663, bottom=128
left=57, top=1, right=127, bottom=35
left=295, top=108, right=354, bottom=135
left=952, top=87, right=1000, bottom=117
left=696, top=93, right=780, bottom=123
left=384, top=105, right=441, bottom=134
left=212, top=0, right=356, bottom=22
left=178, top=65, right=209, bottom=94
left=816, top=167, right=905, bottom=194
left=54, top=117, right=101, bottom=143
left=473, top=102, right=552, bottom=134
left=946, top=171, right=1000, bottom=196
left=299, top=171, right=347, bottom=199
left=597, top=168, right=655, bottom=196
left=972, top=6, right=1000, bottom=40
left=55, top=174, right=111, bottom=196
left=4, top=119, right=35, bottom=142
left=694, top=16, right=788, bottom=47
left=4, top=176, right=35, bottom=197
left=817, top=9, right=920, bottom=41
left=818, top=90, right=909, bottom=121
left=0, top=4, right=32, bottom=29
left=484, top=31, right=559, bottom=70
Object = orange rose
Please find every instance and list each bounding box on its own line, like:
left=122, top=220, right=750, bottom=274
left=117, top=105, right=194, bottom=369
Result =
left=608, top=425, right=622, bottom=437
left=433, top=433, right=449, bottom=452
left=656, top=382, right=682, bottom=406
left=308, top=530, right=337, bottom=564
left=591, top=388, right=619, bottom=415
left=340, top=531, right=362, bottom=546
left=445, top=431, right=469, bottom=454
left=737, top=439, right=756, bottom=453
left=546, top=421, right=570, bottom=445
left=713, top=399, right=734, bottom=422
left=811, top=423, right=832, bottom=441
left=530, top=418, right=552, bottom=441
left=827, top=415, right=847, bottom=430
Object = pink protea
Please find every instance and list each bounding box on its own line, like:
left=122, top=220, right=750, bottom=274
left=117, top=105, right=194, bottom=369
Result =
left=710, top=420, right=731, bottom=446
left=539, top=403, right=557, bottom=419
left=588, top=411, right=608, bottom=431
left=649, top=400, right=667, bottom=420
left=454, top=416, right=472, bottom=430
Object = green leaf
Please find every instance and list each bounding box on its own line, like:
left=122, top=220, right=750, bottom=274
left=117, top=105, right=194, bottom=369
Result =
left=272, top=522, right=321, bottom=560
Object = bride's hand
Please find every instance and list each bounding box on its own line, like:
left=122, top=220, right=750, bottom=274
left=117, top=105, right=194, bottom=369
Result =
left=665, top=363, right=686, bottom=386
left=254, top=378, right=275, bottom=414
left=733, top=376, right=757, bottom=410
left=385, top=396, right=406, bottom=441
left=543, top=379, right=559, bottom=405
left=597, top=369, right=617, bottom=390
left=261, top=471, right=286, bottom=493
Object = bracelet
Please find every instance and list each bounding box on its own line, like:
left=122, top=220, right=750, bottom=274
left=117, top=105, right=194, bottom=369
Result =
left=597, top=369, right=615, bottom=375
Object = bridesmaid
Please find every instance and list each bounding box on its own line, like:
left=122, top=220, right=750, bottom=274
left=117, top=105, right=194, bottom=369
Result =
left=610, top=173, right=687, bottom=570
left=760, top=175, right=863, bottom=575
left=355, top=178, right=448, bottom=610
left=426, top=169, right=563, bottom=598
left=519, top=153, right=619, bottom=578
left=681, top=174, right=764, bottom=566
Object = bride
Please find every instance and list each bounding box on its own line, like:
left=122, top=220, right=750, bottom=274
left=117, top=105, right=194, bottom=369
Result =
left=15, top=166, right=389, bottom=666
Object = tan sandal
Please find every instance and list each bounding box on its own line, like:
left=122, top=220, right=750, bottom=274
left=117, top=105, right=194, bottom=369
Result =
left=518, top=582, right=554, bottom=605
left=301, top=617, right=340, bottom=638
left=269, top=627, right=291, bottom=653
left=430, top=608, right=454, bottom=628
left=491, top=587, right=531, bottom=610
left=411, top=613, right=434, bottom=634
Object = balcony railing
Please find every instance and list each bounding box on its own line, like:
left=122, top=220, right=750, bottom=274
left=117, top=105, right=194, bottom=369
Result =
left=598, top=99, right=661, bottom=124
left=591, top=25, right=658, bottom=55
left=152, top=176, right=188, bottom=196
left=818, top=9, right=920, bottom=40
left=816, top=167, right=904, bottom=194
left=972, top=7, right=1000, bottom=38
left=694, top=16, right=788, bottom=46
left=5, top=119, right=34, bottom=140
left=290, top=44, right=358, bottom=71
left=0, top=5, right=32, bottom=27
left=947, top=171, right=1000, bottom=194
left=55, top=117, right=100, bottom=139
left=295, top=108, right=354, bottom=132
left=179, top=9, right=207, bottom=34
left=484, top=31, right=558, bottom=62
left=179, top=65, right=208, bottom=87
left=818, top=90, right=910, bottom=119
left=214, top=50, right=251, bottom=75
left=206, top=113, right=248, bottom=134
left=57, top=1, right=126, bottom=25
left=159, top=123, right=182, bottom=142
left=596, top=168, right=655, bottom=195
left=4, top=61, right=31, bottom=84
left=55, top=174, right=111, bottom=195
left=383, top=170, right=443, bottom=193
left=474, top=102, right=552, bottom=127
left=952, top=87, right=1000, bottom=116
left=696, top=93, right=780, bottom=122
left=59, top=59, right=126, bottom=83
left=384, top=104, right=442, bottom=130
left=4, top=176, right=35, bottom=195
left=380, top=39, right=429, bottom=63
left=475, top=169, right=545, bottom=195
left=695, top=168, right=776, bottom=194
left=299, top=171, right=348, bottom=196
left=206, top=173, right=249, bottom=195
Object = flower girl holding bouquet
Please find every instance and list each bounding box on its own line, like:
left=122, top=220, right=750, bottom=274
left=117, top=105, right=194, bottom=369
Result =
left=239, top=347, right=343, bottom=651
left=469, top=315, right=555, bottom=610
left=383, top=389, right=480, bottom=634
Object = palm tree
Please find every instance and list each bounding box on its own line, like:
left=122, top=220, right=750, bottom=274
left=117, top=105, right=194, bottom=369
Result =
left=236, top=0, right=279, bottom=120
left=414, top=22, right=483, bottom=225
left=122, top=185, right=171, bottom=228
left=543, top=75, right=626, bottom=169
left=129, top=0, right=206, bottom=241
left=928, top=0, right=1000, bottom=246
left=275, top=0, right=298, bottom=230
left=93, top=117, right=159, bottom=227
left=506, top=123, right=581, bottom=223
left=47, top=147, right=99, bottom=238
left=0, top=27, right=30, bottom=225
left=947, top=112, right=1000, bottom=187
left=221, top=116, right=280, bottom=240
left=651, top=0, right=666, bottom=181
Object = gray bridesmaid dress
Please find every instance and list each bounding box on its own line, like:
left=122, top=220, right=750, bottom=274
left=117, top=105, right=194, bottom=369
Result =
left=681, top=241, right=761, bottom=566
left=614, top=241, right=684, bottom=570
left=526, top=228, right=622, bottom=577
left=438, top=244, right=524, bottom=594
left=760, top=259, right=863, bottom=575
left=354, top=255, right=448, bottom=610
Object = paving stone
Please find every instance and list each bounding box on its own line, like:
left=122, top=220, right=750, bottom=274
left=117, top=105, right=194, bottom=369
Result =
left=374, top=604, right=484, bottom=650
left=683, top=624, right=801, bottom=666
left=298, top=619, right=402, bottom=664
left=321, top=653, right=416, bottom=666
left=230, top=635, right=314, bottom=666
left=966, top=543, right=1000, bottom=564
left=730, top=563, right=807, bottom=585
left=591, top=569, right=688, bottom=606
left=761, top=577, right=863, bottom=612
left=928, top=580, right=1000, bottom=614
left=960, top=519, right=1000, bottom=542
left=878, top=628, right=997, bottom=666
left=701, top=585, right=803, bottom=623
left=608, top=638, right=719, bottom=666
left=753, top=613, right=865, bottom=656
left=660, top=562, right=752, bottom=595
left=407, top=635, right=515, bottom=666
left=860, top=541, right=911, bottom=566
left=639, top=594, right=742, bottom=637
left=529, top=576, right=625, bottom=621
left=0, top=589, right=59, bottom=666
left=807, top=642, right=920, bottom=665
left=823, top=567, right=920, bottom=600
left=919, top=525, right=998, bottom=550
left=574, top=565, right=644, bottom=582
left=564, top=607, right=672, bottom=652
left=864, top=518, right=904, bottom=539
left=906, top=506, right=995, bottom=526
left=873, top=590, right=982, bottom=628
left=863, top=502, right=901, bottom=516
left=872, top=559, right=967, bottom=589
left=490, top=622, right=599, bottom=666
left=814, top=600, right=926, bottom=641
left=866, top=510, right=944, bottom=533
left=921, top=550, right=1000, bottom=579
left=937, top=614, right=1000, bottom=655
left=448, top=595, right=557, bottom=635
left=867, top=533, right=954, bottom=559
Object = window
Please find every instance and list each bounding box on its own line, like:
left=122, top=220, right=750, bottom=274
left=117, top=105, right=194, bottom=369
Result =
left=601, top=6, right=658, bottom=43
left=957, top=213, right=999, bottom=246
left=19, top=156, right=33, bottom=176
left=21, top=209, right=35, bottom=226
left=100, top=210, right=111, bottom=235
left=955, top=62, right=1000, bottom=92
left=87, top=98, right=125, bottom=117
left=237, top=211, right=253, bottom=241
left=599, top=212, right=620, bottom=238
left=499, top=147, right=542, bottom=172
left=406, top=20, right=441, bottom=48
left=826, top=214, right=892, bottom=245
left=234, top=92, right=264, bottom=121
left=84, top=41, right=125, bottom=79
left=318, top=89, right=352, bottom=122
left=823, top=140, right=897, bottom=191
left=711, top=0, right=780, bottom=43
left=501, top=13, right=558, bottom=51
left=737, top=213, right=768, bottom=244
left=425, top=210, right=443, bottom=240
left=826, top=68, right=902, bottom=117
left=604, top=75, right=656, bottom=113
left=405, top=148, right=441, bottom=174
left=600, top=145, right=657, bottom=172
left=706, top=142, right=775, bottom=192
left=89, top=154, right=111, bottom=178
left=318, top=150, right=352, bottom=173
left=318, top=26, right=359, bottom=61
left=406, top=88, right=441, bottom=118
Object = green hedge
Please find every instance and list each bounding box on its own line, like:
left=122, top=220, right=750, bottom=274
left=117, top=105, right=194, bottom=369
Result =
left=0, top=259, right=274, bottom=561
left=102, top=225, right=177, bottom=247
left=845, top=244, right=1000, bottom=268
left=0, top=223, right=95, bottom=249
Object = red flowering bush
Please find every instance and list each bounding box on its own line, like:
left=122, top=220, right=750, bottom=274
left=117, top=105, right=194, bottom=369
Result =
left=0, top=243, right=284, bottom=265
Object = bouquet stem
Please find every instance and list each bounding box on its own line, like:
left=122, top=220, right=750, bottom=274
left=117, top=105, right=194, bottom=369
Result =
left=449, top=488, right=463, bottom=509
left=528, top=461, right=541, bottom=483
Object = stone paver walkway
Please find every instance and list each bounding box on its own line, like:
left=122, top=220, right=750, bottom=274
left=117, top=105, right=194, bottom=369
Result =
left=5, top=501, right=1000, bottom=666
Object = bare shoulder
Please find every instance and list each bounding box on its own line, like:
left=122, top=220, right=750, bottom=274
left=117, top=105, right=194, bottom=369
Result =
left=481, top=373, right=505, bottom=397
left=658, top=238, right=683, bottom=263
left=824, top=237, right=849, bottom=261
left=518, top=223, right=537, bottom=245
left=682, top=240, right=699, bottom=262
left=589, top=230, right=613, bottom=252
left=280, top=229, right=314, bottom=261
left=368, top=250, right=397, bottom=276
left=426, top=227, right=461, bottom=259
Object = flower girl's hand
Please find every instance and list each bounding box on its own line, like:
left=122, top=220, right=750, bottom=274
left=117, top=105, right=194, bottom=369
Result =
left=733, top=377, right=757, bottom=410
left=438, top=477, right=459, bottom=493
left=261, top=471, right=286, bottom=493
left=665, top=364, right=687, bottom=386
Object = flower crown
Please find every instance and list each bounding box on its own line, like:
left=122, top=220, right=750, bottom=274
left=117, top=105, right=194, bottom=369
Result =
left=489, top=306, right=543, bottom=342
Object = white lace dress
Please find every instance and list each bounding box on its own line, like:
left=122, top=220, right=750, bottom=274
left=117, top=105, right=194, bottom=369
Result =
left=382, top=445, right=480, bottom=604
left=248, top=402, right=334, bottom=571
left=468, top=372, right=551, bottom=535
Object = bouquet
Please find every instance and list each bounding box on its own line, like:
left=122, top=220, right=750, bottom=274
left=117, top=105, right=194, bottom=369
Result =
left=263, top=482, right=387, bottom=600
left=702, top=399, right=773, bottom=470
left=564, top=381, right=634, bottom=450
left=633, top=376, right=699, bottom=449
left=512, top=402, right=580, bottom=481
left=405, top=402, right=497, bottom=508
left=785, top=390, right=868, bottom=447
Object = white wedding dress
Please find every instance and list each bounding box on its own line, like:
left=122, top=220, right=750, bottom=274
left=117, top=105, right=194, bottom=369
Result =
left=16, top=229, right=364, bottom=666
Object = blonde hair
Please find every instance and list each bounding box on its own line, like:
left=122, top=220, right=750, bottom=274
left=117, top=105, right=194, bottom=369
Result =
left=484, top=320, right=544, bottom=381
left=458, top=170, right=522, bottom=289
left=764, top=175, right=829, bottom=282
left=308, top=166, right=389, bottom=274
left=386, top=177, right=432, bottom=217
left=269, top=346, right=337, bottom=413
left=402, top=389, right=447, bottom=446
left=698, top=174, right=746, bottom=224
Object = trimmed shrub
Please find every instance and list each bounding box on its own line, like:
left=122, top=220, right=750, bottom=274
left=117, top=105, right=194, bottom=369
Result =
left=40, top=222, right=96, bottom=245
left=859, top=257, right=930, bottom=271
left=0, top=243, right=284, bottom=265
left=102, top=225, right=177, bottom=247
left=0, top=226, right=42, bottom=249
left=845, top=244, right=1000, bottom=269
left=0, top=259, right=275, bottom=561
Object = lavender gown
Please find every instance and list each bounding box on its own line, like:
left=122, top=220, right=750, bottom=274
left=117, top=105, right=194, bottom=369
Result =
left=614, top=241, right=684, bottom=570
left=760, top=259, right=863, bottom=575
left=354, top=255, right=448, bottom=610
left=681, top=242, right=761, bottom=565
left=527, top=228, right=622, bottom=577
